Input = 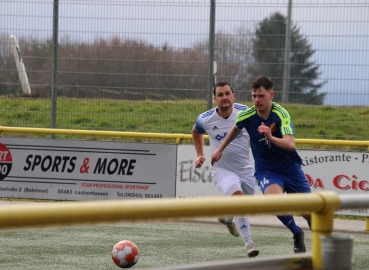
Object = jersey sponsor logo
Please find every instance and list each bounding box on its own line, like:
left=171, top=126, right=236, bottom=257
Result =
left=215, top=131, right=244, bottom=141
left=269, top=123, right=277, bottom=133
left=212, top=125, right=218, bottom=130
left=215, top=132, right=227, bottom=141
left=258, top=137, right=271, bottom=148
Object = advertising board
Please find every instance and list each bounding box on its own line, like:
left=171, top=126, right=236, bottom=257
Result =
left=176, top=145, right=369, bottom=216
left=0, top=138, right=176, bottom=200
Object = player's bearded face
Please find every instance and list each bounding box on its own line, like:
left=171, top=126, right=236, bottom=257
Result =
left=214, top=86, right=235, bottom=108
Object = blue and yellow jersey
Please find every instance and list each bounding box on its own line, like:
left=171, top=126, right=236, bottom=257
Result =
left=235, top=102, right=302, bottom=173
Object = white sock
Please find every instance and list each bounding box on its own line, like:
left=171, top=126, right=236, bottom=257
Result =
left=234, top=216, right=253, bottom=247
left=224, top=217, right=233, bottom=223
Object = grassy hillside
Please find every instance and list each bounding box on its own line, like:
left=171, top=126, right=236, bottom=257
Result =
left=1, top=97, right=368, bottom=150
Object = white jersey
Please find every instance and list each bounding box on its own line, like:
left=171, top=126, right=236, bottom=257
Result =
left=194, top=103, right=253, bottom=174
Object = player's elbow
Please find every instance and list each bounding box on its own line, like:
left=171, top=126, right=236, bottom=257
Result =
left=282, top=135, right=295, bottom=151
left=191, top=126, right=197, bottom=136
left=285, top=141, right=296, bottom=152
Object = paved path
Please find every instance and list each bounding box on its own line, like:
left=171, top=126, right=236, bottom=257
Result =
left=187, top=215, right=368, bottom=234
left=249, top=215, right=367, bottom=234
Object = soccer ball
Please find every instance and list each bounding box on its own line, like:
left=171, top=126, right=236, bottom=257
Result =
left=111, top=240, right=139, bottom=268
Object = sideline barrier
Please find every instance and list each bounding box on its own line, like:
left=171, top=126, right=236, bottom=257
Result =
left=340, top=194, right=369, bottom=232
left=1, top=126, right=369, bottom=150
left=147, top=254, right=313, bottom=270
left=1, top=192, right=369, bottom=269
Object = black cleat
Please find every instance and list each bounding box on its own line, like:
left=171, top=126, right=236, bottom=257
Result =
left=246, top=242, right=259, bottom=258
left=293, top=227, right=306, bottom=253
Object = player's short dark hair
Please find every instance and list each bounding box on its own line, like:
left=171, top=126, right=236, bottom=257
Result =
left=212, top=81, right=234, bottom=96
left=251, top=76, right=273, bottom=91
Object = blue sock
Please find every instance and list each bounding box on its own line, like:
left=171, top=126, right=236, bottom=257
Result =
left=277, top=215, right=302, bottom=235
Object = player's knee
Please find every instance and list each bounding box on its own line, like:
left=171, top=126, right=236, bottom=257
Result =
left=226, top=184, right=243, bottom=196
left=264, top=184, right=284, bottom=195
left=231, top=190, right=244, bottom=196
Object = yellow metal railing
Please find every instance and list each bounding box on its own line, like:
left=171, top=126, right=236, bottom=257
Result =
left=0, top=191, right=341, bottom=269
left=1, top=126, right=369, bottom=150
left=0, top=126, right=191, bottom=144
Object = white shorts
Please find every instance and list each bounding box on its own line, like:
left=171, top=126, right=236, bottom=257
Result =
left=211, top=168, right=255, bottom=196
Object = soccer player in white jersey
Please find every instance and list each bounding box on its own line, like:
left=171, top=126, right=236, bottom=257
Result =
left=191, top=81, right=259, bottom=258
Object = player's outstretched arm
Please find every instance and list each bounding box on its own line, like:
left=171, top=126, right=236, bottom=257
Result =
left=211, top=124, right=241, bottom=166
left=191, top=126, right=206, bottom=168
left=270, top=134, right=295, bottom=152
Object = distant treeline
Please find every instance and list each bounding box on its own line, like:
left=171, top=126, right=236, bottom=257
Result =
left=1, top=35, right=212, bottom=100
left=0, top=12, right=326, bottom=104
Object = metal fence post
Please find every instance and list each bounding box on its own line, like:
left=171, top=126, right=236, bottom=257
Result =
left=282, top=0, right=292, bottom=104
left=50, top=0, right=59, bottom=138
left=207, top=0, right=216, bottom=111
left=311, top=192, right=341, bottom=270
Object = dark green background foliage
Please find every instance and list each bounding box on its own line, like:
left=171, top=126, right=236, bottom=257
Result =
left=251, top=13, right=326, bottom=105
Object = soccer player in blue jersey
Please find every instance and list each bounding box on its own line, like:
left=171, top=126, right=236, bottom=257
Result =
left=211, top=76, right=311, bottom=254
left=192, top=81, right=259, bottom=258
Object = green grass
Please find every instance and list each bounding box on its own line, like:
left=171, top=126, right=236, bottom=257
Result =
left=1, top=97, right=369, bottom=150
left=0, top=221, right=367, bottom=270
left=334, top=215, right=366, bottom=221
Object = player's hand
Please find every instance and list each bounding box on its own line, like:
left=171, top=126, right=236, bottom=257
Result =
left=258, top=122, right=272, bottom=139
left=211, top=149, right=222, bottom=166
left=195, top=156, right=205, bottom=168
left=257, top=122, right=267, bottom=133
left=258, top=122, right=274, bottom=142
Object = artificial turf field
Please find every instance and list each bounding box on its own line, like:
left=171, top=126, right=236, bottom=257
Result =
left=0, top=219, right=368, bottom=270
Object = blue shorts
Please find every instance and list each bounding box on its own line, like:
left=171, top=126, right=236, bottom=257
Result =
left=255, top=169, right=311, bottom=194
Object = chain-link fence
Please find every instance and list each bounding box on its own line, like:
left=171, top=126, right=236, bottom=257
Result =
left=1, top=0, right=368, bottom=141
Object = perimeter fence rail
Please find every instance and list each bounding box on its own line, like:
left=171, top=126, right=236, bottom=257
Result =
left=1, top=126, right=369, bottom=151
left=0, top=0, right=368, bottom=141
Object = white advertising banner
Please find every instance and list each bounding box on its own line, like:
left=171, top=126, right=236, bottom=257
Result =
left=176, top=145, right=369, bottom=216
left=176, top=145, right=222, bottom=198
left=0, top=137, right=367, bottom=216
left=300, top=150, right=369, bottom=216
left=0, top=138, right=176, bottom=200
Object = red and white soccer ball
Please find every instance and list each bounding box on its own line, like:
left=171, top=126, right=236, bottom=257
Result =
left=111, top=240, right=139, bottom=268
